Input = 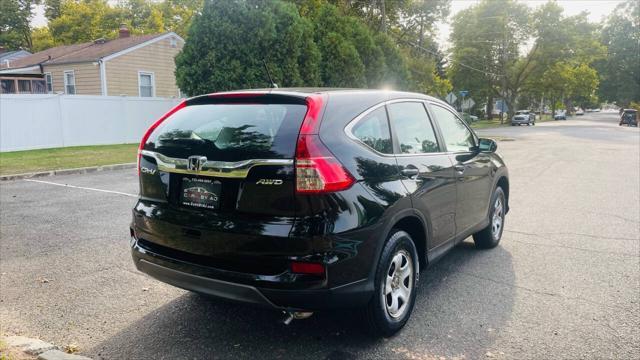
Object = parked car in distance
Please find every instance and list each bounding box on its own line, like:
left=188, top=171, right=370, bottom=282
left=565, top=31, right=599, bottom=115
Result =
left=459, top=112, right=478, bottom=123
left=575, top=108, right=585, bottom=115
left=554, top=110, right=567, bottom=120
left=130, top=88, right=510, bottom=337
left=511, top=110, right=535, bottom=126
left=619, top=109, right=638, bottom=126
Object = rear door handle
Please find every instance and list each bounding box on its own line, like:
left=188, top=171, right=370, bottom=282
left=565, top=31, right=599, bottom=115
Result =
left=401, top=167, right=420, bottom=177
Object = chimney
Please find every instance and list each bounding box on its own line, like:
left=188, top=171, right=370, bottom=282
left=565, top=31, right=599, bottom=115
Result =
left=118, top=24, right=130, bottom=39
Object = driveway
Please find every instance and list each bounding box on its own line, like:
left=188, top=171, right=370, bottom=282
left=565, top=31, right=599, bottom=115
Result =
left=1, top=112, right=638, bottom=359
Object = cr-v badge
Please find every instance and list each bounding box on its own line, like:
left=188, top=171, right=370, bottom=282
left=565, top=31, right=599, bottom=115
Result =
left=140, top=166, right=156, bottom=175
left=256, top=179, right=283, bottom=185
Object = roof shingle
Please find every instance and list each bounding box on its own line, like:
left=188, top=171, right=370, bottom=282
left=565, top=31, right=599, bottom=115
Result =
left=1, top=33, right=167, bottom=69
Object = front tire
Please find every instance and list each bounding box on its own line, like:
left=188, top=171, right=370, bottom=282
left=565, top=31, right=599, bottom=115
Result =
left=473, top=187, right=506, bottom=249
left=363, top=229, right=419, bottom=337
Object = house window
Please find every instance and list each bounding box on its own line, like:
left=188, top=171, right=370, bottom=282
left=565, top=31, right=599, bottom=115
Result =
left=138, top=72, right=154, bottom=97
left=1, top=79, right=16, bottom=94
left=32, top=80, right=47, bottom=94
left=44, top=73, right=53, bottom=93
left=64, top=70, right=76, bottom=94
left=18, top=79, right=32, bottom=94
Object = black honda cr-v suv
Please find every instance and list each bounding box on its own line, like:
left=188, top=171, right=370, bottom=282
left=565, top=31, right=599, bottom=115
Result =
left=130, top=88, right=509, bottom=336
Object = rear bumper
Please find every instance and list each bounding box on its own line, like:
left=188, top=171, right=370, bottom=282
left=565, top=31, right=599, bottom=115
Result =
left=131, top=240, right=373, bottom=311
left=511, top=118, right=530, bottom=124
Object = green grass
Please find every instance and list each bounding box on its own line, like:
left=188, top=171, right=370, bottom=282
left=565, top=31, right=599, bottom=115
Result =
left=470, top=114, right=554, bottom=129
left=470, top=118, right=510, bottom=129
left=0, top=144, right=138, bottom=176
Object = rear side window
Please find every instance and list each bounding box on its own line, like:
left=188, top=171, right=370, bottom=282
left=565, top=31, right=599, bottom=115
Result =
left=145, top=103, right=308, bottom=161
left=387, top=102, right=439, bottom=154
left=351, top=107, right=393, bottom=154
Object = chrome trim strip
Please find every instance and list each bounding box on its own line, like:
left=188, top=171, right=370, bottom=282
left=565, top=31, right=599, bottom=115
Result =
left=139, top=150, right=293, bottom=178
left=344, top=98, right=450, bottom=158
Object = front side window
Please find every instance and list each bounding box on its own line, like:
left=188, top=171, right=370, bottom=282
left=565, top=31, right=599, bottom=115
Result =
left=430, top=104, right=476, bottom=152
left=387, top=102, right=439, bottom=154
left=139, top=72, right=154, bottom=97
left=64, top=71, right=75, bottom=94
left=44, top=73, right=53, bottom=93
left=351, top=107, right=392, bottom=154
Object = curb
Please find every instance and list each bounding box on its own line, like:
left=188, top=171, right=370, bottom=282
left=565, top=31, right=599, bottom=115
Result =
left=3, top=336, right=92, bottom=360
left=0, top=163, right=136, bottom=181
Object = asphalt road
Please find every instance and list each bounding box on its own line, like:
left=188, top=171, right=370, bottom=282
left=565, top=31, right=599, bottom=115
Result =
left=1, top=112, right=638, bottom=359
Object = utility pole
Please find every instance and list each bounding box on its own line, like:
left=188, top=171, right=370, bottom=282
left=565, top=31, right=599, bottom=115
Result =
left=380, top=0, right=387, bottom=33
left=500, top=15, right=508, bottom=124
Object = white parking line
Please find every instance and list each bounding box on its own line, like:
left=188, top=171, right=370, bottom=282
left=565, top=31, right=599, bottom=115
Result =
left=24, top=179, right=138, bottom=198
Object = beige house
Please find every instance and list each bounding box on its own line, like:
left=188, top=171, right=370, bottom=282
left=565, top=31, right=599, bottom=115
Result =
left=0, top=26, right=184, bottom=97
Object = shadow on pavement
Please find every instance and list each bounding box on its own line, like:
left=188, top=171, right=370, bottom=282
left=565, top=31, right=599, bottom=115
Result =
left=89, top=242, right=515, bottom=360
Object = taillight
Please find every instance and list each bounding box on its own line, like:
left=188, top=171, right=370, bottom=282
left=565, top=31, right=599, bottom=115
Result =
left=290, top=261, right=325, bottom=276
left=295, top=94, right=354, bottom=194
left=295, top=135, right=355, bottom=193
left=137, top=100, right=186, bottom=174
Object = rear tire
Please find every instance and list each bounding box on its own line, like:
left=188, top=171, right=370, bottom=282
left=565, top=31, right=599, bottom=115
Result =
left=473, top=187, right=506, bottom=249
left=363, top=229, right=419, bottom=337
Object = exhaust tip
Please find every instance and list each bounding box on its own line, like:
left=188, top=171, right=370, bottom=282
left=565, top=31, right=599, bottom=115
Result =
left=282, top=311, right=314, bottom=325
left=293, top=311, right=314, bottom=320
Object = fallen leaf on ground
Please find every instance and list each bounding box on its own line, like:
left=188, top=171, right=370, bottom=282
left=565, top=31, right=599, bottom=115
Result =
left=64, top=344, right=79, bottom=353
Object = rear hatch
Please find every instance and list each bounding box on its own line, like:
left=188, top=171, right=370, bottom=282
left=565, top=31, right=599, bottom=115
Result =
left=135, top=93, right=310, bottom=275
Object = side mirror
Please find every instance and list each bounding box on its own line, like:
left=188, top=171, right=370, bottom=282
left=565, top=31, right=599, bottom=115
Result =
left=478, top=138, right=498, bottom=153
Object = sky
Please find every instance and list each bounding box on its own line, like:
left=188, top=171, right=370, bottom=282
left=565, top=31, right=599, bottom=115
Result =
left=32, top=0, right=624, bottom=48
left=435, top=0, right=624, bottom=49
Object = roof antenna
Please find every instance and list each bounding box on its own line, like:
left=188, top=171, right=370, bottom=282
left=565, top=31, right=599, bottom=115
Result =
left=262, top=60, right=278, bottom=88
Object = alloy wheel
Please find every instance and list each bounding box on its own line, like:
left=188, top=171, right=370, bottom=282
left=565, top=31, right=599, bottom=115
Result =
left=384, top=250, right=413, bottom=318
left=491, top=196, right=504, bottom=239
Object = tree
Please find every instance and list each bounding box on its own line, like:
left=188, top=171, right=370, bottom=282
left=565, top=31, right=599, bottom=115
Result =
left=329, top=0, right=452, bottom=95
left=29, top=0, right=203, bottom=51
left=48, top=0, right=123, bottom=44
left=597, top=0, right=640, bottom=107
left=44, top=0, right=62, bottom=21
left=158, top=0, right=203, bottom=38
left=31, top=26, right=55, bottom=52
left=449, top=0, right=604, bottom=120
left=448, top=0, right=530, bottom=120
left=524, top=3, right=604, bottom=113
left=0, top=0, right=40, bottom=51
left=176, top=0, right=415, bottom=95
left=175, top=0, right=321, bottom=95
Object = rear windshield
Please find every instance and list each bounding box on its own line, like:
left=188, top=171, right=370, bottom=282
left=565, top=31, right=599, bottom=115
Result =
left=145, top=103, right=308, bottom=161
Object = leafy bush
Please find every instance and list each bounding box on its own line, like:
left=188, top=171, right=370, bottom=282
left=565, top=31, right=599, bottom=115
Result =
left=176, top=0, right=412, bottom=95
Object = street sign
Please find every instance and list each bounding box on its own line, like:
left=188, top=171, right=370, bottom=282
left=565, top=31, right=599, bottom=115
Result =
left=459, top=90, right=469, bottom=97
left=496, top=99, right=508, bottom=113
left=462, top=98, right=475, bottom=110
left=446, top=92, right=457, bottom=105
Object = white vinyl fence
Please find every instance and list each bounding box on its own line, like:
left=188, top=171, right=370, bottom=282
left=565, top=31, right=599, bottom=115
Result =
left=0, top=94, right=183, bottom=152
